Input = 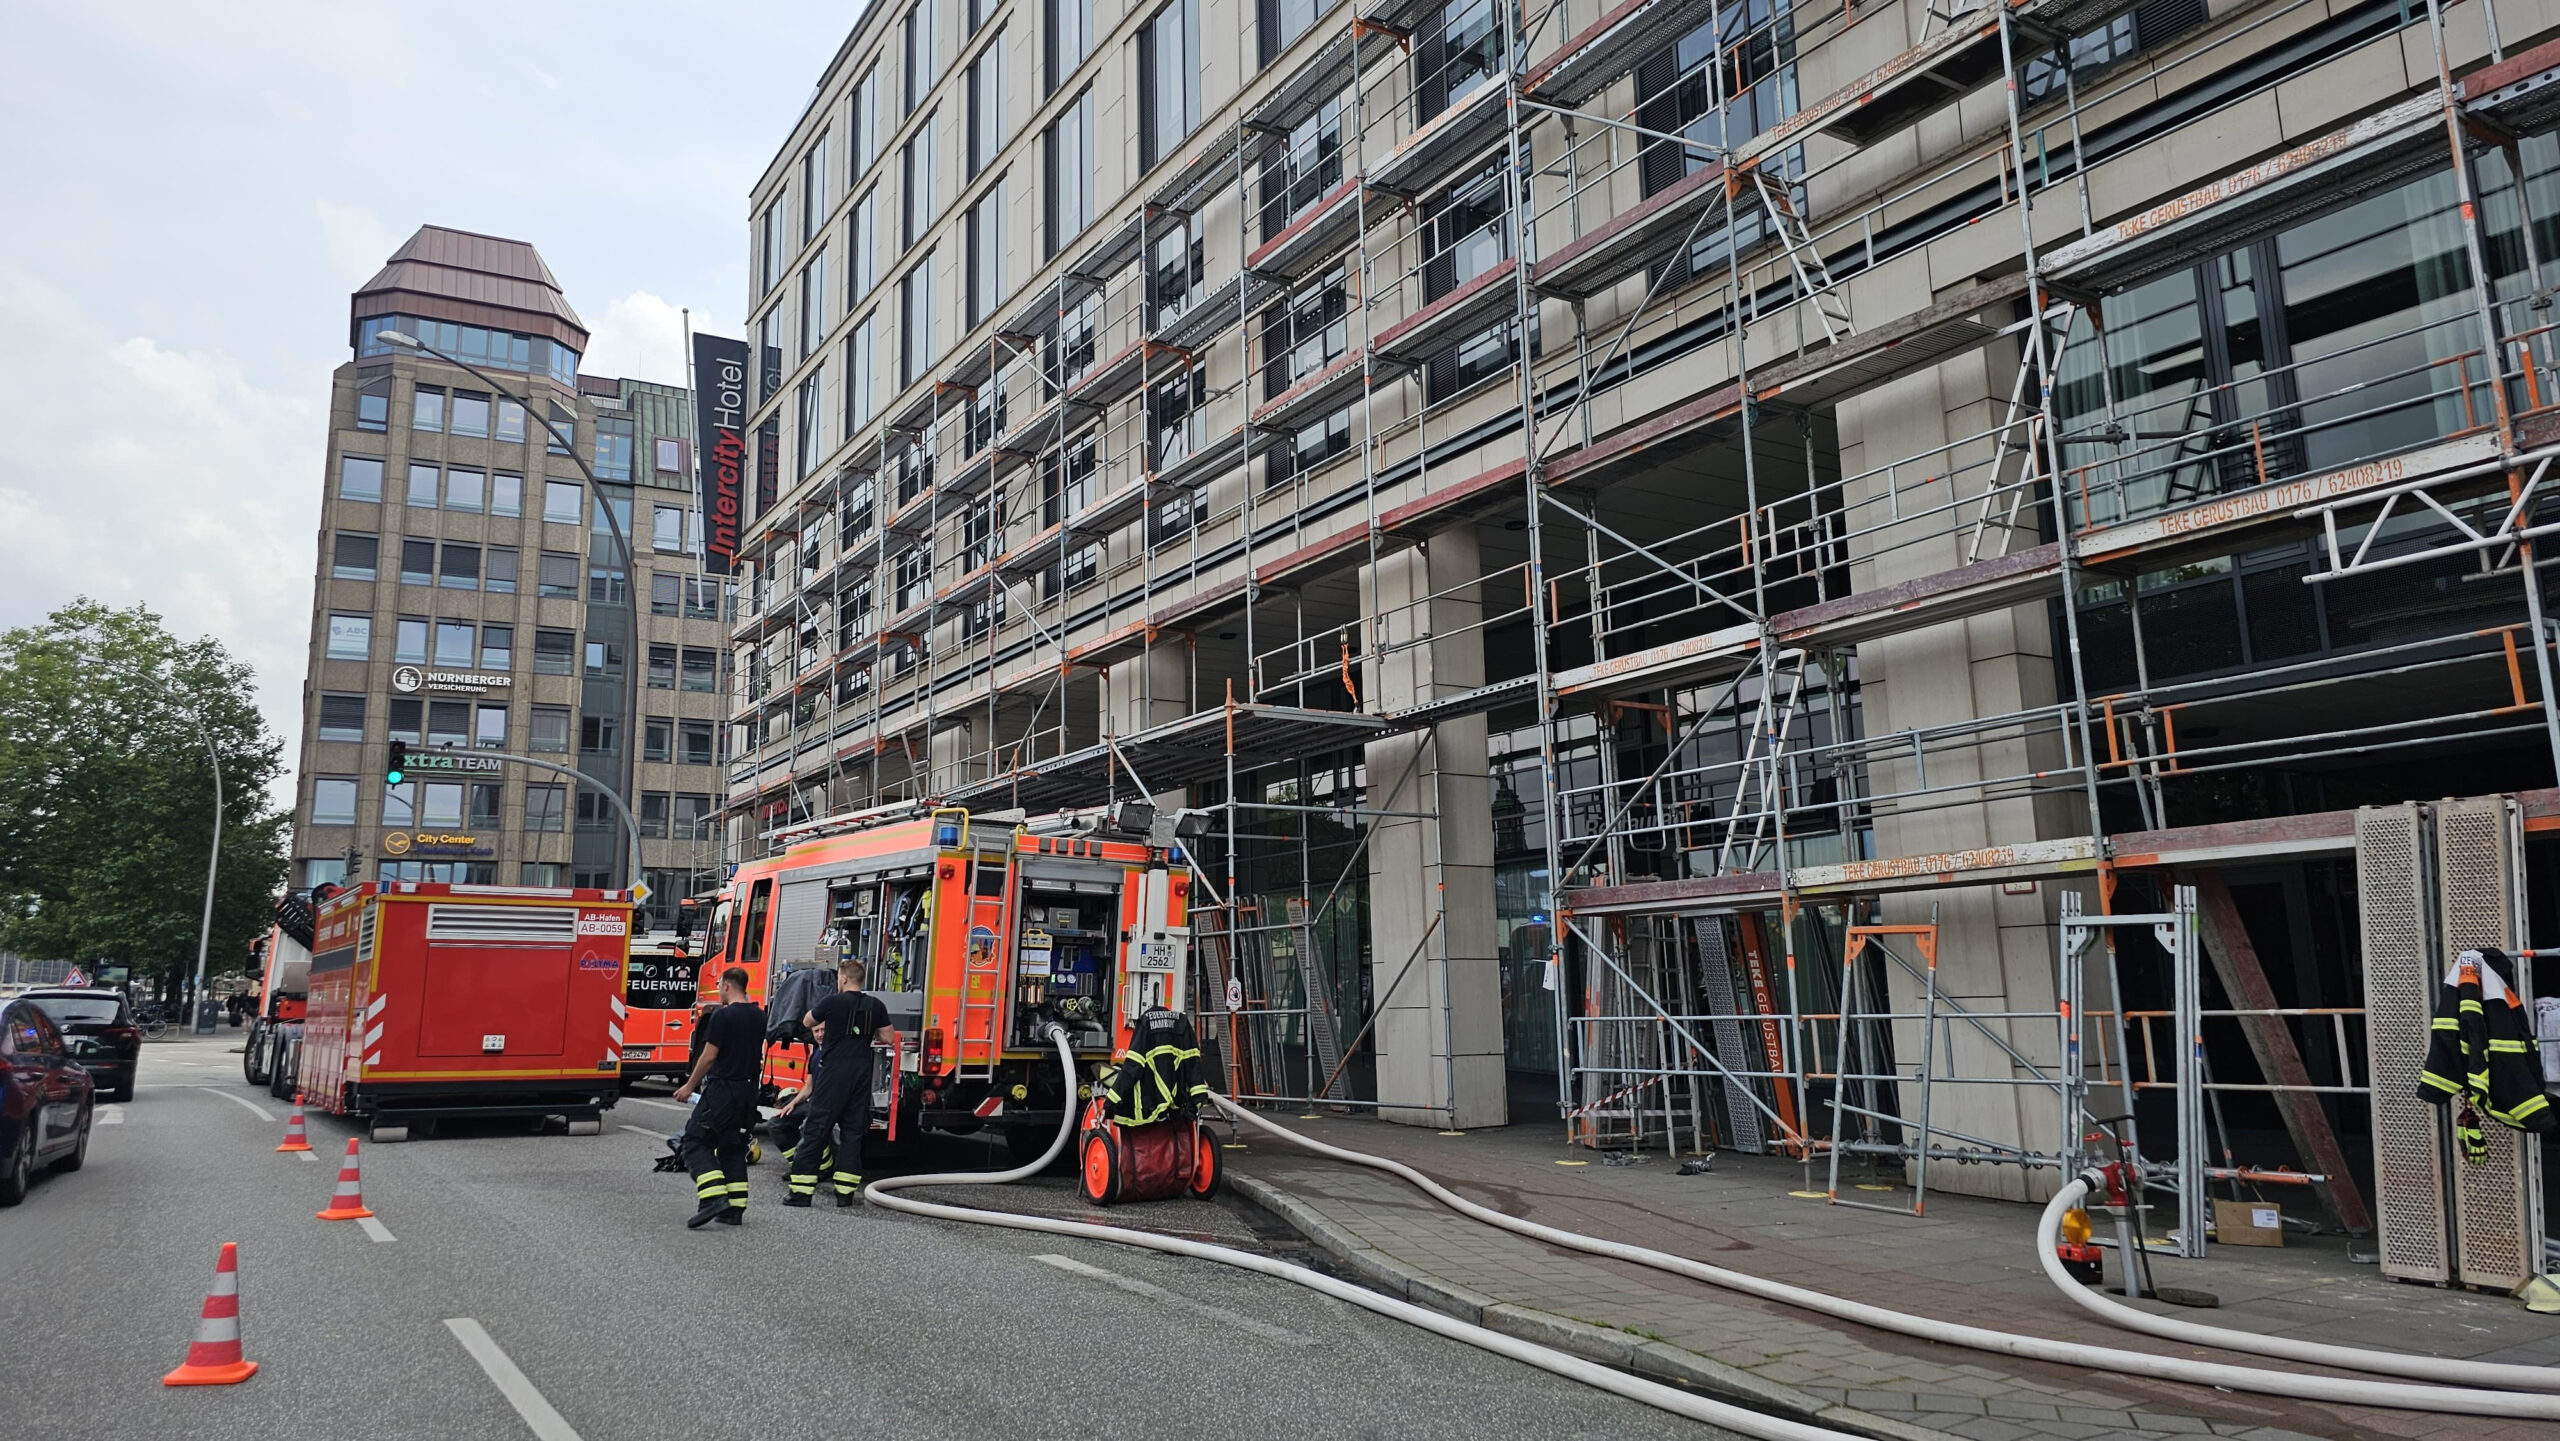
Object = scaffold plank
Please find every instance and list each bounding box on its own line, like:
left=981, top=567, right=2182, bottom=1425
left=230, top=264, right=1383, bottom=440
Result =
left=1253, top=348, right=1385, bottom=431
left=1531, top=160, right=1727, bottom=299
left=2076, top=432, right=2501, bottom=563
left=2462, top=35, right=2560, bottom=134
left=1565, top=835, right=2100, bottom=914
left=1247, top=177, right=1376, bottom=280
left=1152, top=267, right=1290, bottom=353
left=1523, top=0, right=1720, bottom=104
left=2043, top=93, right=2449, bottom=289
left=1252, top=23, right=1409, bottom=136
left=1366, top=80, right=1510, bottom=198
left=942, top=703, right=1390, bottom=810
left=1151, top=421, right=1258, bottom=493
left=1375, top=258, right=1524, bottom=361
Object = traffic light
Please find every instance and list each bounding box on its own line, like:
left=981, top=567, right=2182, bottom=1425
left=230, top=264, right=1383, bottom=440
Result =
left=385, top=740, right=407, bottom=787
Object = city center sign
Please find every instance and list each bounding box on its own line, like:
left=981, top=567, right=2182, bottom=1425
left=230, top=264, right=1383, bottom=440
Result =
left=380, top=831, right=495, bottom=858
left=391, top=665, right=513, bottom=695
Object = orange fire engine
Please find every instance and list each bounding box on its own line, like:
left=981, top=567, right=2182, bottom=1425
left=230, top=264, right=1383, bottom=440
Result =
left=701, top=802, right=1194, bottom=1161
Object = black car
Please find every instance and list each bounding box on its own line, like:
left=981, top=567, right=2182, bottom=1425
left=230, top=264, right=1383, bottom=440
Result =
left=21, top=989, right=138, bottom=1102
left=2, top=998, right=95, bottom=1205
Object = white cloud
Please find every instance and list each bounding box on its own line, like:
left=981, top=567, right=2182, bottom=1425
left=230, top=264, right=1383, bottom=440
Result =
left=314, top=200, right=393, bottom=283
left=0, top=263, right=319, bottom=808
left=580, top=291, right=696, bottom=387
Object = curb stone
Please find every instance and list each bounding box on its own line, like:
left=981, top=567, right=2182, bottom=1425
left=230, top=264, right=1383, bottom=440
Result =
left=1228, top=1172, right=1967, bottom=1441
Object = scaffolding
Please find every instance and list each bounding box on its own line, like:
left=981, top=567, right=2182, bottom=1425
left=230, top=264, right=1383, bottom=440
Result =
left=724, top=0, right=2560, bottom=1205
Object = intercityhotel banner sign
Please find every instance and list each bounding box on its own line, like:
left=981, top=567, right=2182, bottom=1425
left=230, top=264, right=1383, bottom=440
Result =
left=692, top=332, right=749, bottom=577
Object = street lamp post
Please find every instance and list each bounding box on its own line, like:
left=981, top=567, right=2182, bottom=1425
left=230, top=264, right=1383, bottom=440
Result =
left=375, top=331, right=643, bottom=894
left=190, top=732, right=221, bottom=1033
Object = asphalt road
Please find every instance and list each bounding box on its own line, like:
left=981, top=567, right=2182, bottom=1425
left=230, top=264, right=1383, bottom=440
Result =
left=0, top=1031, right=1733, bottom=1440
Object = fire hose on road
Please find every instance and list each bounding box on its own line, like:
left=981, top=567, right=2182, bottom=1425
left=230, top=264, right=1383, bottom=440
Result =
left=1206, top=1100, right=2560, bottom=1421
left=866, top=1028, right=1863, bottom=1440
left=869, top=1031, right=2560, bottom=1427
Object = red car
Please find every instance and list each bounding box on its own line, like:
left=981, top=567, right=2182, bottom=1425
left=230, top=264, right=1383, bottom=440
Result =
left=2, top=996, right=95, bottom=1205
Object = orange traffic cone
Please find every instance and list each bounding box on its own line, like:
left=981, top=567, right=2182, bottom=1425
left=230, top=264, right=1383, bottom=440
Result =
left=162, top=1242, right=260, bottom=1386
left=315, top=1137, right=373, bottom=1221
left=275, top=1100, right=311, bottom=1153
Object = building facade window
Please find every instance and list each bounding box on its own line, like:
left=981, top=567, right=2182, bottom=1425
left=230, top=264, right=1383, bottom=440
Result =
left=387, top=699, right=422, bottom=743
left=1138, top=0, right=1201, bottom=171
left=760, top=202, right=788, bottom=295
left=580, top=715, right=620, bottom=755
left=434, top=621, right=473, bottom=668
left=797, top=367, right=827, bottom=478
left=902, top=119, right=937, bottom=249
left=310, top=778, right=358, bottom=826
left=401, top=538, right=436, bottom=586
left=318, top=694, right=366, bottom=742
left=649, top=644, right=677, bottom=690
left=480, top=625, right=513, bottom=669
left=412, top=388, right=445, bottom=433
left=1044, top=91, right=1093, bottom=256
left=801, top=253, right=829, bottom=360
left=645, top=717, right=673, bottom=761
left=594, top=417, right=634, bottom=482
left=394, top=617, right=428, bottom=664
left=491, top=471, right=522, bottom=516
left=450, top=391, right=490, bottom=437
left=901, top=259, right=937, bottom=387
left=538, top=551, right=580, bottom=598
left=851, top=189, right=880, bottom=303
left=485, top=547, right=518, bottom=593
left=967, top=184, right=1004, bottom=328
left=654, top=505, right=685, bottom=551
left=530, top=706, right=571, bottom=753
left=847, top=318, right=878, bottom=432
left=544, top=480, right=582, bottom=523
left=802, top=131, right=831, bottom=242
left=903, top=0, right=940, bottom=112
left=525, top=784, right=567, bottom=831
left=533, top=628, right=575, bottom=675
left=439, top=543, right=480, bottom=590
left=332, top=533, right=377, bottom=581
left=968, top=38, right=1004, bottom=178
left=1259, top=0, right=1324, bottom=63
left=339, top=455, right=384, bottom=502
left=357, top=376, right=390, bottom=432
left=1046, top=0, right=1092, bottom=91
left=853, top=64, right=884, bottom=177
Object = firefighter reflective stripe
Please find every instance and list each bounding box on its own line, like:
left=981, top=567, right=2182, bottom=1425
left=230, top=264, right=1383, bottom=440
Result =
left=831, top=1171, right=862, bottom=1195
left=787, top=1171, right=819, bottom=1196
left=2418, top=948, right=2555, bottom=1149
left=694, top=1168, right=728, bottom=1201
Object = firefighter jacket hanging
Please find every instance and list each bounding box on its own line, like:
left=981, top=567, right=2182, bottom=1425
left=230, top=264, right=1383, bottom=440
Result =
left=2419, top=947, right=2555, bottom=1161
left=1101, top=1007, right=1210, bottom=1127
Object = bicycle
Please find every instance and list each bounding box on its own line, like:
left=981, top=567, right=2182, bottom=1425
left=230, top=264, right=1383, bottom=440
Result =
left=133, top=1003, right=174, bottom=1041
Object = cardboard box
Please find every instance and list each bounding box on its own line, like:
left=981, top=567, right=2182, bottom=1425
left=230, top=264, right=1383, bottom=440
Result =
left=2213, top=1198, right=2284, bottom=1247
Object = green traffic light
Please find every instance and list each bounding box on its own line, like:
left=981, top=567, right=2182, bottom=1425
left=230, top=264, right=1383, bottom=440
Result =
left=386, top=740, right=407, bottom=787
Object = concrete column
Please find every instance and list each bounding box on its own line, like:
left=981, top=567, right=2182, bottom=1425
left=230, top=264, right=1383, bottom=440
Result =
left=1361, top=530, right=1506, bottom=1129
left=928, top=721, right=976, bottom=797
left=1104, top=641, right=1193, bottom=736
left=1836, top=339, right=2075, bottom=1200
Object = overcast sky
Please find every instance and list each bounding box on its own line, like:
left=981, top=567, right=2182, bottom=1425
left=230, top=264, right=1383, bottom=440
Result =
left=0, top=2, right=853, bottom=803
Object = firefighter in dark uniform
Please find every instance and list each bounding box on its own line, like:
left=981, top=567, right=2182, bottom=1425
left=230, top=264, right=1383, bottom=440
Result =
left=675, top=966, right=765, bottom=1228
left=785, top=961, right=894, bottom=1207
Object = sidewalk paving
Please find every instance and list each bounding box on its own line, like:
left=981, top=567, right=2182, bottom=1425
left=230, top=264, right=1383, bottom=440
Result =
left=1221, top=1112, right=2560, bottom=1441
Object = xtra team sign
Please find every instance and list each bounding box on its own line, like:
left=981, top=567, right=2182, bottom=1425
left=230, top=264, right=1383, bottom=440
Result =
left=692, top=332, right=749, bottom=576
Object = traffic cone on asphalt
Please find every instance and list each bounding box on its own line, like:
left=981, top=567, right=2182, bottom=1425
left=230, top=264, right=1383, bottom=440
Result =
left=275, top=1099, right=311, bottom=1153
left=315, top=1137, right=374, bottom=1221
left=162, top=1242, right=259, bottom=1386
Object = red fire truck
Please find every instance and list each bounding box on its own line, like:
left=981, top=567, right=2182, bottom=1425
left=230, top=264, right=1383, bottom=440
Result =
left=706, top=802, right=1195, bottom=1161
left=278, top=882, right=632, bottom=1141
left=242, top=892, right=317, bottom=1093
left=618, top=929, right=702, bottom=1086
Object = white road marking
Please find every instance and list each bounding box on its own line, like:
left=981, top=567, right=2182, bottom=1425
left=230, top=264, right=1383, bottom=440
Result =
left=621, top=1097, right=688, bottom=1113
left=298, top=1150, right=319, bottom=1162
left=190, top=1087, right=274, bottom=1122
left=1033, top=1253, right=1316, bottom=1348
left=357, top=1217, right=396, bottom=1243
left=97, top=1105, right=123, bottom=1125
left=619, top=1125, right=668, bottom=1139
left=445, top=1318, right=586, bottom=1441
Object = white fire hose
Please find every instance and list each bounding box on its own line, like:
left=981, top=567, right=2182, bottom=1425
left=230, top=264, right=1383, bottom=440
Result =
left=1209, top=1098, right=2560, bottom=1420
left=867, top=1029, right=1865, bottom=1440
left=2035, top=1173, right=2560, bottom=1393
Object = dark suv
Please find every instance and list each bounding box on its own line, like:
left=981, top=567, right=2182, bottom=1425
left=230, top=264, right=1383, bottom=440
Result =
left=2, top=998, right=95, bottom=1204
left=21, top=990, right=137, bottom=1102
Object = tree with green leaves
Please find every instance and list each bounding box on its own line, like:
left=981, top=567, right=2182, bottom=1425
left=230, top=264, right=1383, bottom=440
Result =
left=0, top=599, right=289, bottom=997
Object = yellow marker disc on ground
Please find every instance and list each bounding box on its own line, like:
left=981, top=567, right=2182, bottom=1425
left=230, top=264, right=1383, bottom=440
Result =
left=1222, top=1143, right=1249, bottom=1150
left=1789, top=1190, right=1828, bottom=1199
left=1556, top=1159, right=1591, bottom=1166
left=1855, top=1184, right=1896, bottom=1192
left=1438, top=1130, right=1467, bottom=1137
